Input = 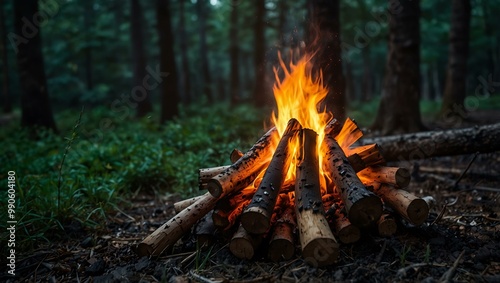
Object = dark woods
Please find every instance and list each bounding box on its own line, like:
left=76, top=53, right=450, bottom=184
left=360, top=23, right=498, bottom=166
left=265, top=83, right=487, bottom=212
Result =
left=1, top=0, right=499, bottom=134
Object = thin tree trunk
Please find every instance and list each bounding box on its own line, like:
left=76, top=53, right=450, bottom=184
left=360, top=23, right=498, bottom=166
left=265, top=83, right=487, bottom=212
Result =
left=422, top=64, right=430, bottom=100
left=131, top=0, right=153, bottom=117
left=253, top=0, right=267, bottom=107
left=440, top=0, right=471, bottom=124
left=178, top=0, right=191, bottom=104
left=84, top=0, right=93, bottom=91
left=229, top=0, right=239, bottom=105
left=14, top=0, right=57, bottom=132
left=371, top=0, right=423, bottom=135
left=196, top=0, right=213, bottom=103
left=0, top=0, right=11, bottom=113
left=306, top=0, right=346, bottom=121
left=432, top=62, right=441, bottom=101
left=157, top=0, right=179, bottom=122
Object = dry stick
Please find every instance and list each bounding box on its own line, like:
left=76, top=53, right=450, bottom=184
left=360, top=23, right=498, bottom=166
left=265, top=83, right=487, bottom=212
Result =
left=453, top=152, right=478, bottom=188
left=230, top=148, right=244, bottom=163
left=373, top=183, right=429, bottom=225
left=325, top=201, right=361, bottom=244
left=322, top=134, right=383, bottom=227
left=194, top=211, right=216, bottom=248
left=295, top=129, right=339, bottom=267
left=268, top=199, right=296, bottom=262
left=207, top=127, right=279, bottom=198
left=229, top=224, right=263, bottom=260
left=241, top=118, right=302, bottom=234
left=361, top=123, right=500, bottom=161
left=358, top=166, right=411, bottom=188
left=136, top=192, right=218, bottom=256
left=199, top=166, right=230, bottom=190
left=174, top=195, right=204, bottom=213
left=377, top=212, right=398, bottom=237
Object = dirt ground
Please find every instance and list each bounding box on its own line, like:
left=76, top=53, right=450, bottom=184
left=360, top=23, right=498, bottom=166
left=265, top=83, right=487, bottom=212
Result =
left=6, top=116, right=500, bottom=283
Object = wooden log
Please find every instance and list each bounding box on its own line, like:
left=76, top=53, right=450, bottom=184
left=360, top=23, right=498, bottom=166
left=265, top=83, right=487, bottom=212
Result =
left=348, top=143, right=385, bottom=171
left=324, top=118, right=342, bottom=137
left=230, top=148, right=244, bottom=163
left=267, top=205, right=296, bottom=262
left=195, top=211, right=216, bottom=248
left=136, top=192, right=218, bottom=256
left=335, top=118, right=363, bottom=151
left=295, top=129, right=339, bottom=267
left=322, top=134, right=383, bottom=227
left=174, top=195, right=204, bottom=213
left=229, top=224, right=263, bottom=260
left=211, top=208, right=230, bottom=229
left=241, top=118, right=302, bottom=234
left=199, top=166, right=230, bottom=190
left=358, top=166, right=411, bottom=188
left=377, top=212, right=398, bottom=237
left=372, top=184, right=429, bottom=225
left=360, top=123, right=500, bottom=161
left=325, top=201, right=360, bottom=244
left=207, top=127, right=279, bottom=198
left=347, top=153, right=365, bottom=173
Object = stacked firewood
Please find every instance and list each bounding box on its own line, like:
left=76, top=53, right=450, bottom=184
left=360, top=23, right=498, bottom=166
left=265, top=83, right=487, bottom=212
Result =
left=134, top=118, right=430, bottom=267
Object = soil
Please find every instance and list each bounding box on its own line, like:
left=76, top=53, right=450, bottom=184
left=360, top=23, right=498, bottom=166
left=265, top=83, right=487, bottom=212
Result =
left=5, top=116, right=500, bottom=283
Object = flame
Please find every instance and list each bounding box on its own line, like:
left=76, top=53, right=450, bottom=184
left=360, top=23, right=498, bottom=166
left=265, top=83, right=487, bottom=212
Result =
left=271, top=52, right=332, bottom=182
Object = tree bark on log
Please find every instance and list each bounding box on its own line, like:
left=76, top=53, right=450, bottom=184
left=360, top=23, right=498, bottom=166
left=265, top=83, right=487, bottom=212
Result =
left=371, top=183, right=429, bottom=225
left=242, top=119, right=301, bottom=234
left=324, top=200, right=360, bottom=244
left=174, top=195, right=204, bottom=213
left=199, top=166, right=230, bottom=190
left=229, top=224, right=263, bottom=260
left=322, top=134, right=383, bottom=227
left=136, top=192, right=217, bottom=256
left=358, top=166, right=410, bottom=188
left=207, top=127, right=279, bottom=198
left=361, top=123, right=500, bottom=162
left=295, top=129, right=339, bottom=267
left=268, top=205, right=296, bottom=262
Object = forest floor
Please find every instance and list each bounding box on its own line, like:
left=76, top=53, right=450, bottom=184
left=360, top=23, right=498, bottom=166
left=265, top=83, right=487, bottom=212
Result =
left=7, top=111, right=500, bottom=283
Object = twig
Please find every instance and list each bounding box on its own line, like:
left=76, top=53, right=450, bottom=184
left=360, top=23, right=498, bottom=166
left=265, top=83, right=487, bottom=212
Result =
left=189, top=270, right=221, bottom=283
left=439, top=250, right=465, bottom=283
left=375, top=240, right=387, bottom=264
left=430, top=201, right=449, bottom=226
left=453, top=152, right=478, bottom=188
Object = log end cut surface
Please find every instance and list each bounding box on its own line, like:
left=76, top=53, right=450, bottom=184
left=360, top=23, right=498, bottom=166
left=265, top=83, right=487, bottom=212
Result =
left=348, top=195, right=383, bottom=227
left=206, top=179, right=223, bottom=198
left=338, top=225, right=361, bottom=244
left=407, top=198, right=429, bottom=225
left=268, top=238, right=295, bottom=262
left=241, top=207, right=271, bottom=234
left=302, top=238, right=339, bottom=267
left=229, top=238, right=256, bottom=260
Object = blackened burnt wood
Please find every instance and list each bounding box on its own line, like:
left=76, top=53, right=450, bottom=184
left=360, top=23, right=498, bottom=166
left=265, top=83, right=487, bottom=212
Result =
left=359, top=166, right=411, bottom=188
left=324, top=118, right=342, bottom=137
left=268, top=205, right=296, bottom=262
left=295, top=129, right=339, bottom=267
left=322, top=135, right=383, bottom=227
left=372, top=183, right=429, bottom=225
left=241, top=118, right=302, bottom=234
left=195, top=211, right=216, bottom=247
left=207, top=127, right=279, bottom=198
left=199, top=165, right=230, bottom=190
left=361, top=123, right=500, bottom=161
left=136, top=192, right=217, bottom=256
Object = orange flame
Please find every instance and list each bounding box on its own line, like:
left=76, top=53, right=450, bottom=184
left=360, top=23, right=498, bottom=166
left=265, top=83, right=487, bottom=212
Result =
left=271, top=52, right=332, bottom=183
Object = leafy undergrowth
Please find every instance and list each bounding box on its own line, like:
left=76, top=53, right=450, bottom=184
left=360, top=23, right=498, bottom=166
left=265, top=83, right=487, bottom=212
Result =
left=0, top=103, right=268, bottom=253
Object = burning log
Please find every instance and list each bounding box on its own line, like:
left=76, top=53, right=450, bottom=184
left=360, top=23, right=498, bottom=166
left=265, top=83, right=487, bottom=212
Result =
left=377, top=212, right=398, bottom=237
left=267, top=205, right=296, bottom=262
left=229, top=224, right=263, bottom=260
left=359, top=166, right=411, bottom=188
left=348, top=144, right=385, bottom=172
left=230, top=148, right=244, bottom=163
left=241, top=118, right=302, bottom=234
left=136, top=192, right=218, bottom=256
left=324, top=200, right=360, bottom=244
left=199, top=166, right=230, bottom=190
left=207, top=127, right=279, bottom=198
left=174, top=195, right=204, bottom=213
left=361, top=123, right=500, bottom=161
left=295, top=129, right=339, bottom=267
left=211, top=208, right=230, bottom=229
left=195, top=211, right=216, bottom=247
left=212, top=185, right=256, bottom=229
left=322, top=135, right=383, bottom=227
left=371, top=183, right=429, bottom=225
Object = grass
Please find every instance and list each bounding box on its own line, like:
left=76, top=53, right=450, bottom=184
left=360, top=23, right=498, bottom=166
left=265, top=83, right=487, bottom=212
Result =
left=0, top=102, right=266, bottom=253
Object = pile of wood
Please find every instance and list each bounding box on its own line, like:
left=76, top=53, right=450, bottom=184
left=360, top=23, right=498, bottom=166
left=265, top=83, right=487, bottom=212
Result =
left=134, top=117, right=441, bottom=266
left=136, top=119, right=429, bottom=266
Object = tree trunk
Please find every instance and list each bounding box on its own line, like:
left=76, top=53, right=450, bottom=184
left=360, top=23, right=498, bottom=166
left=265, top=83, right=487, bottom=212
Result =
left=131, top=0, right=153, bottom=117
left=306, top=0, right=346, bottom=121
left=253, top=0, right=267, bottom=107
left=431, top=62, right=441, bottom=101
left=0, top=0, right=11, bottom=113
left=440, top=0, right=471, bottom=124
left=157, top=0, right=179, bottom=122
left=196, top=0, right=213, bottom=103
left=178, top=0, right=192, bottom=104
left=371, top=0, right=423, bottom=135
left=14, top=0, right=57, bottom=132
left=84, top=0, right=93, bottom=91
left=229, top=0, right=239, bottom=105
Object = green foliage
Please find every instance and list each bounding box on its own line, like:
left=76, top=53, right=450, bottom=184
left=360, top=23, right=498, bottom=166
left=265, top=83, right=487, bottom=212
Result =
left=0, top=103, right=265, bottom=252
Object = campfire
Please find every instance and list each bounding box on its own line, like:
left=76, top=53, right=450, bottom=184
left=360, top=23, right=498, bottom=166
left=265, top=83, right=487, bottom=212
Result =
left=134, top=54, right=430, bottom=267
